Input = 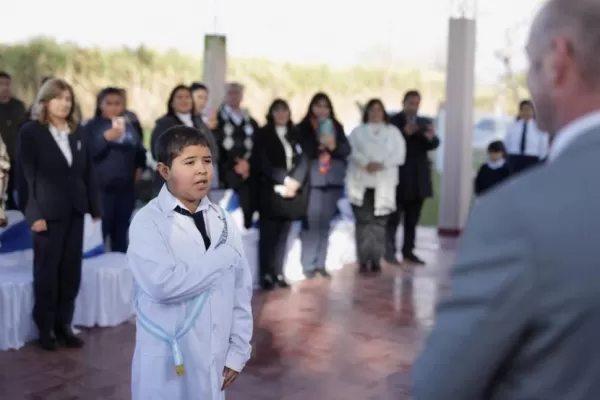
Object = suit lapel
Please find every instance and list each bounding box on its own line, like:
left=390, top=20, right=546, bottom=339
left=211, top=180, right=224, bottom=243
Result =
left=43, top=128, right=71, bottom=169
left=68, top=133, right=79, bottom=170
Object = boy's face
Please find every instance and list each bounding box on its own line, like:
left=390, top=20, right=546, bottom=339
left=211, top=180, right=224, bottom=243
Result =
left=488, top=151, right=504, bottom=162
left=158, top=145, right=213, bottom=201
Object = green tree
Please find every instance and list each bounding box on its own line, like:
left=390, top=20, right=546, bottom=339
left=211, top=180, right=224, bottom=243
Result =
left=0, top=37, right=519, bottom=129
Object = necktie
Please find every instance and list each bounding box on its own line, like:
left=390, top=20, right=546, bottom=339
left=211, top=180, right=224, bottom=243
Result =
left=174, top=206, right=211, bottom=249
left=520, top=120, right=528, bottom=154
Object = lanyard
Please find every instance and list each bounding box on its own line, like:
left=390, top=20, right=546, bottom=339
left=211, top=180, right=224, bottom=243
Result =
left=135, top=289, right=209, bottom=376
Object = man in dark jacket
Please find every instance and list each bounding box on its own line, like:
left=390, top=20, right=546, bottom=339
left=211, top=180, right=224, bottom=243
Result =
left=386, top=90, right=439, bottom=265
left=0, top=71, right=26, bottom=210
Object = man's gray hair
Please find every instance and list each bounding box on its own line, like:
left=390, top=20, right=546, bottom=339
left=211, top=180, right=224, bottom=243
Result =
left=226, top=82, right=244, bottom=92
left=539, top=0, right=600, bottom=85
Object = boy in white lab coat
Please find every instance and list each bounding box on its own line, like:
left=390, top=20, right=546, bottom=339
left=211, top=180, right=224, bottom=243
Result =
left=127, top=125, right=253, bottom=400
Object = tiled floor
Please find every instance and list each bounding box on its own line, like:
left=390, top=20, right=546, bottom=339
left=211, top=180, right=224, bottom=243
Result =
left=0, top=228, right=457, bottom=400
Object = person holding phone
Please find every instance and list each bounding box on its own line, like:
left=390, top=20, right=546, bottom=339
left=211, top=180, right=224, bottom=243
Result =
left=386, top=90, right=439, bottom=266
left=84, top=87, right=146, bottom=253
left=296, top=92, right=350, bottom=279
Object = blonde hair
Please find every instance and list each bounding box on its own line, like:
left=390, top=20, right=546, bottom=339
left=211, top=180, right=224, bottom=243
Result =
left=31, top=78, right=80, bottom=132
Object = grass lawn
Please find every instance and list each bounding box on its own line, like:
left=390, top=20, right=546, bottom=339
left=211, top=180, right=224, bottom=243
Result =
left=420, top=171, right=441, bottom=227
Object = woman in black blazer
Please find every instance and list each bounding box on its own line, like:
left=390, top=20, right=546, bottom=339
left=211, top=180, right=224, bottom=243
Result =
left=257, top=99, right=309, bottom=290
left=19, top=78, right=101, bottom=351
left=150, top=84, right=219, bottom=195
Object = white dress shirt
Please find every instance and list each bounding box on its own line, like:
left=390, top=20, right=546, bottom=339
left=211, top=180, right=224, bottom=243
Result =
left=548, top=110, right=600, bottom=161
left=504, top=119, right=549, bottom=158
left=49, top=124, right=72, bottom=166
left=275, top=125, right=293, bottom=170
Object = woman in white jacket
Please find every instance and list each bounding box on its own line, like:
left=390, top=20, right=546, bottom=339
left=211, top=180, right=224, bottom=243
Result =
left=347, top=99, right=406, bottom=274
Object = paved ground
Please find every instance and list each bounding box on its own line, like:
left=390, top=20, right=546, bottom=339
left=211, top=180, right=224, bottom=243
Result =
left=0, top=227, right=457, bottom=400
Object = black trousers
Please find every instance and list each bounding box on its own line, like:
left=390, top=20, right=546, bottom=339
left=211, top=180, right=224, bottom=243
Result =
left=385, top=198, right=424, bottom=261
left=101, top=187, right=135, bottom=253
left=6, top=167, right=17, bottom=210
left=352, top=189, right=388, bottom=266
left=32, top=212, right=84, bottom=334
left=236, top=183, right=254, bottom=229
left=259, top=218, right=292, bottom=278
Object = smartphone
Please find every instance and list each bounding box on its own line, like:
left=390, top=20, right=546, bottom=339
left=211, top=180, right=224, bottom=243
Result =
left=318, top=118, right=334, bottom=138
left=113, top=116, right=125, bottom=130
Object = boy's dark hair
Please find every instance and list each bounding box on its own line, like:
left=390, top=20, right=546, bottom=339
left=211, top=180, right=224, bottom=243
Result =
left=403, top=90, right=421, bottom=102
left=190, top=82, right=208, bottom=92
left=156, top=125, right=211, bottom=167
left=487, top=140, right=506, bottom=154
left=0, top=71, right=11, bottom=80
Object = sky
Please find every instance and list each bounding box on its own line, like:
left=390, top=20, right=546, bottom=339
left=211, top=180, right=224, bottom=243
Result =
left=1, top=0, right=543, bottom=82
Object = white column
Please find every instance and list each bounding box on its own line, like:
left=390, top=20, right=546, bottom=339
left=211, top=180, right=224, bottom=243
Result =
left=203, top=35, right=227, bottom=112
left=438, top=2, right=477, bottom=236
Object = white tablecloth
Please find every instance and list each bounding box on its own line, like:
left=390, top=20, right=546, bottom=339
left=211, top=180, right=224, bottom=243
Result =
left=0, top=197, right=358, bottom=351
left=73, top=252, right=134, bottom=327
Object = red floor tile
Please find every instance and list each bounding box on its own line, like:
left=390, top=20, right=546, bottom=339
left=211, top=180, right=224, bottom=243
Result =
left=0, top=228, right=454, bottom=399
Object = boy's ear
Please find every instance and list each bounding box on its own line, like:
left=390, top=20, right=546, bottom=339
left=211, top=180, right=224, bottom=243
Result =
left=157, top=162, right=170, bottom=181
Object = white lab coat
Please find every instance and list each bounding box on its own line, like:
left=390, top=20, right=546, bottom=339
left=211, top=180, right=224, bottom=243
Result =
left=127, top=186, right=253, bottom=400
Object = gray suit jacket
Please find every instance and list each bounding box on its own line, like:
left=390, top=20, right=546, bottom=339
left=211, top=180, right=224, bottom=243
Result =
left=412, top=125, right=600, bottom=400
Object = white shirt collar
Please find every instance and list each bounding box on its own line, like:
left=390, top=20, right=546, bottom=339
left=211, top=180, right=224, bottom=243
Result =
left=156, top=184, right=215, bottom=215
left=49, top=124, right=70, bottom=138
left=175, top=112, right=194, bottom=127
left=549, top=110, right=600, bottom=161
left=224, top=104, right=239, bottom=114
left=275, top=125, right=287, bottom=137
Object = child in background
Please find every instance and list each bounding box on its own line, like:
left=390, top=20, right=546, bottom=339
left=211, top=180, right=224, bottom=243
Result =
left=0, top=136, right=10, bottom=227
left=127, top=125, right=253, bottom=400
left=474, top=140, right=510, bottom=197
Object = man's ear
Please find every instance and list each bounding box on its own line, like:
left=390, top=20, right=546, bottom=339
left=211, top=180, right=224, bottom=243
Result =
left=157, top=162, right=170, bottom=181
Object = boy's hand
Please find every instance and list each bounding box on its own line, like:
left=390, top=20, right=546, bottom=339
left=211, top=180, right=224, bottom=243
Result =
left=221, top=367, right=239, bottom=390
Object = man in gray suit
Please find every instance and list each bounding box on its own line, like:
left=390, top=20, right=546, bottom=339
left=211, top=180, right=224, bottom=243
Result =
left=412, top=0, right=600, bottom=399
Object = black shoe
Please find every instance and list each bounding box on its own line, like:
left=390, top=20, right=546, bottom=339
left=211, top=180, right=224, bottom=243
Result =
left=275, top=275, right=290, bottom=288
left=358, top=264, right=369, bottom=274
left=260, top=274, right=275, bottom=290
left=403, top=253, right=425, bottom=265
left=38, top=332, right=59, bottom=352
left=55, top=325, right=84, bottom=348
left=316, top=268, right=331, bottom=278
left=385, top=257, right=402, bottom=266
left=304, top=270, right=317, bottom=280
left=371, top=263, right=382, bottom=274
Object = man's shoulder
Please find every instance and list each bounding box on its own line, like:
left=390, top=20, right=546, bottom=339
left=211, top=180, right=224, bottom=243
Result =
left=10, top=97, right=26, bottom=112
left=478, top=157, right=591, bottom=227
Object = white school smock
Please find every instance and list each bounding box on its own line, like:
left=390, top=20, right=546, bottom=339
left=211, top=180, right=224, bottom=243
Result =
left=127, top=186, right=253, bottom=400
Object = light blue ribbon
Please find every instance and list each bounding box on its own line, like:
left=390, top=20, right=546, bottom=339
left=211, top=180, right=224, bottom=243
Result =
left=134, top=206, right=229, bottom=376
